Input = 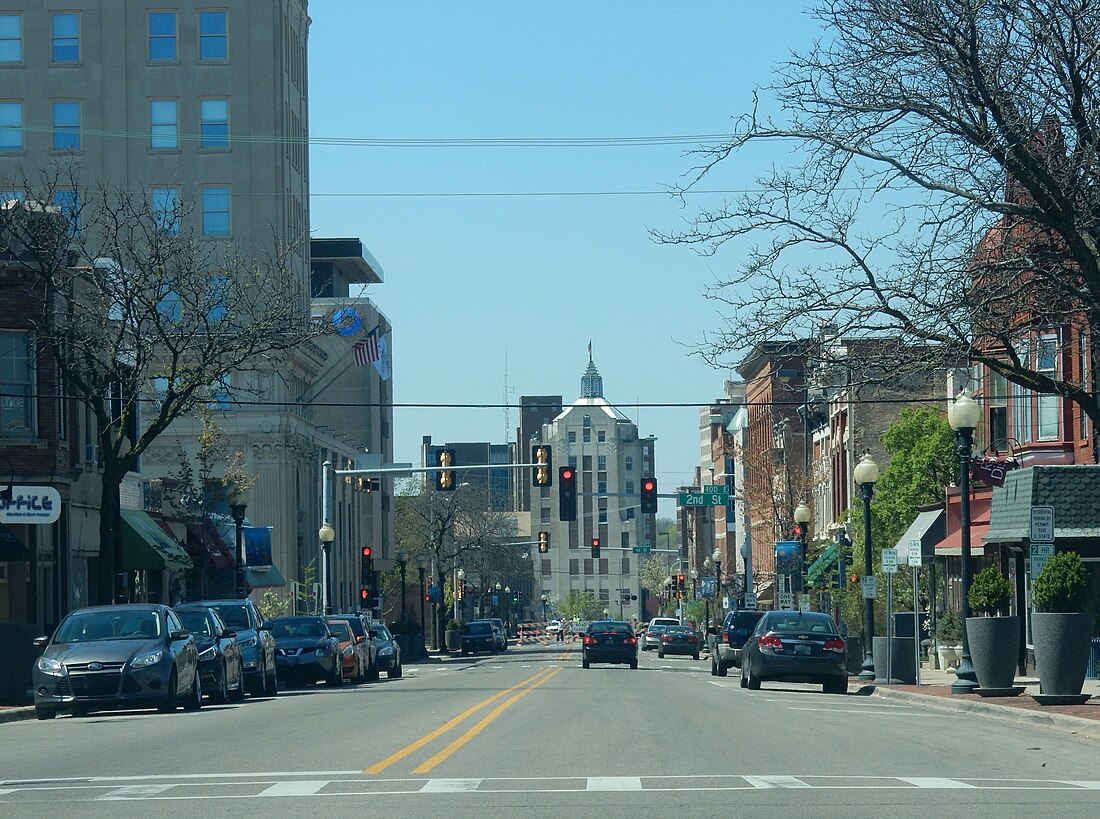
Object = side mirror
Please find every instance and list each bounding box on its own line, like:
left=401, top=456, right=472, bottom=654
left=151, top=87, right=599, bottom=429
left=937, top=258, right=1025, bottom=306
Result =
left=170, top=630, right=190, bottom=641
left=257, top=624, right=272, bottom=632
left=223, top=630, right=237, bottom=639
left=356, top=635, right=366, bottom=644
left=33, top=636, right=50, bottom=648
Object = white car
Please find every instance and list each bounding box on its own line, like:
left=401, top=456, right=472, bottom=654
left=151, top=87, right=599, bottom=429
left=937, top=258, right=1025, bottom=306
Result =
left=545, top=619, right=562, bottom=634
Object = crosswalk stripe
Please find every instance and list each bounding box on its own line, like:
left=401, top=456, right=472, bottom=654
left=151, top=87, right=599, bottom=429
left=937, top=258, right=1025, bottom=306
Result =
left=98, top=785, right=174, bottom=799
left=257, top=781, right=329, bottom=797
left=899, top=777, right=976, bottom=788
left=744, top=776, right=811, bottom=789
left=420, top=779, right=482, bottom=792
left=587, top=777, right=642, bottom=791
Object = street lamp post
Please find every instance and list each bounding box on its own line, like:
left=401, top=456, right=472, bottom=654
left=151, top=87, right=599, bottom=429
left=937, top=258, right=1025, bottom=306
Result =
left=794, top=501, right=811, bottom=594
left=318, top=521, right=335, bottom=615
left=541, top=593, right=549, bottom=619
left=663, top=576, right=672, bottom=614
left=495, top=582, right=502, bottom=619
left=948, top=390, right=982, bottom=695
left=712, top=548, right=722, bottom=610
left=229, top=487, right=249, bottom=600
left=397, top=551, right=408, bottom=623
left=689, top=568, right=698, bottom=624
left=418, top=557, right=427, bottom=633
left=456, top=568, right=465, bottom=622
left=853, top=452, right=879, bottom=681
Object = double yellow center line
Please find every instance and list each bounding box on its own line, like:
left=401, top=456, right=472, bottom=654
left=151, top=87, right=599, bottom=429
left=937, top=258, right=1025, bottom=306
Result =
left=362, top=662, right=564, bottom=776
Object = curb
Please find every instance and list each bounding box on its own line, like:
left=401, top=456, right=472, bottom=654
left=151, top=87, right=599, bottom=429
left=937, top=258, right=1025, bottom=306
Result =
left=0, top=707, right=35, bottom=725
left=871, top=686, right=1100, bottom=739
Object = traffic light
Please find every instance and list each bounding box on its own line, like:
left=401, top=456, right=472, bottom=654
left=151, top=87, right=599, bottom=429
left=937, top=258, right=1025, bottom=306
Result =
left=532, top=444, right=553, bottom=487
left=677, top=574, right=685, bottom=599
left=456, top=579, right=464, bottom=600
left=360, top=546, right=373, bottom=585
left=590, top=537, right=600, bottom=558
left=640, top=477, right=658, bottom=514
left=849, top=572, right=859, bottom=587
left=435, top=449, right=456, bottom=491
left=538, top=531, right=550, bottom=554
left=359, top=586, right=370, bottom=605
left=558, top=466, right=577, bottom=521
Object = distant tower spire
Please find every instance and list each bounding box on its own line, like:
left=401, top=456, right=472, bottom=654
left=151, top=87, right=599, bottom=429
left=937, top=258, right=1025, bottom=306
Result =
left=581, top=352, right=604, bottom=399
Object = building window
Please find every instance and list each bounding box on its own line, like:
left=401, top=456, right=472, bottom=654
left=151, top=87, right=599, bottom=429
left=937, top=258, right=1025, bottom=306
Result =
left=53, top=189, right=80, bottom=236
left=1036, top=333, right=1059, bottom=440
left=200, top=98, right=229, bottom=148
left=0, top=14, right=21, bottom=62
left=568, top=455, right=577, bottom=468
left=150, top=186, right=180, bottom=234
left=150, top=99, right=178, bottom=149
left=52, top=100, right=81, bottom=151
left=1080, top=333, right=1089, bottom=439
left=0, top=101, right=21, bottom=151
left=205, top=274, right=228, bottom=322
left=0, top=189, right=24, bottom=204
left=0, top=331, right=35, bottom=436
left=986, top=369, right=1008, bottom=453
left=597, top=431, right=605, bottom=443
left=201, top=186, right=230, bottom=235
left=598, top=507, right=607, bottom=523
left=541, top=559, right=551, bottom=577
left=620, top=532, right=629, bottom=548
left=621, top=557, right=630, bottom=574
left=198, top=10, right=227, bottom=60
left=583, top=428, right=591, bottom=443
left=597, top=481, right=607, bottom=495
left=568, top=431, right=576, bottom=444
left=583, top=415, right=591, bottom=428
left=148, top=12, right=177, bottom=61
left=584, top=559, right=593, bottom=575
left=624, top=456, right=633, bottom=472
left=598, top=559, right=609, bottom=575
left=626, top=480, right=634, bottom=494
left=569, top=559, right=579, bottom=576
left=51, top=12, right=79, bottom=62
left=597, top=455, right=607, bottom=471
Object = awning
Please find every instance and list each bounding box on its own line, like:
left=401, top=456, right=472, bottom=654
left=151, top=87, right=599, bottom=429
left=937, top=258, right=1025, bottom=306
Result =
left=933, top=522, right=989, bottom=557
left=893, top=508, right=946, bottom=563
left=121, top=509, right=193, bottom=570
left=185, top=520, right=236, bottom=570
left=243, top=564, right=287, bottom=589
left=0, top=521, right=30, bottom=561
left=805, top=543, right=840, bottom=586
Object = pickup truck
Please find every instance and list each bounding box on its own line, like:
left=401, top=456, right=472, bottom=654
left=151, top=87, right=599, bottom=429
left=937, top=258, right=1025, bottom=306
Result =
left=709, top=610, right=764, bottom=677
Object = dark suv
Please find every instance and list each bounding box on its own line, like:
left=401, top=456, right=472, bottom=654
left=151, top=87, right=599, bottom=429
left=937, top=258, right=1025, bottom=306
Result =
left=710, top=609, right=765, bottom=677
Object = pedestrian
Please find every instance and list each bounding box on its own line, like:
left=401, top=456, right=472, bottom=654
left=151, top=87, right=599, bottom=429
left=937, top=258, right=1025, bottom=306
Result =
left=556, top=620, right=565, bottom=642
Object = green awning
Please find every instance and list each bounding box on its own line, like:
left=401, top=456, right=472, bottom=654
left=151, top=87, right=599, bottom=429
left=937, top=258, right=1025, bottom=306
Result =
left=806, top=542, right=840, bottom=585
left=121, top=509, right=193, bottom=570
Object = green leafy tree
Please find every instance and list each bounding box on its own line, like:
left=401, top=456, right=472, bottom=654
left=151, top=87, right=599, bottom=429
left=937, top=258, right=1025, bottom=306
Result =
left=560, top=591, right=606, bottom=621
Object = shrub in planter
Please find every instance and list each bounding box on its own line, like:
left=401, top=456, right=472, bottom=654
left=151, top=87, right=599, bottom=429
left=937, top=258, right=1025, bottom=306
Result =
left=968, top=566, right=1012, bottom=616
left=1033, top=551, right=1089, bottom=613
left=1031, top=551, right=1094, bottom=699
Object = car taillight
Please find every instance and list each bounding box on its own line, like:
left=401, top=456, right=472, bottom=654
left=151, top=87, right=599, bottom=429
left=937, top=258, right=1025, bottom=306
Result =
left=758, top=634, right=782, bottom=648
left=688, top=637, right=698, bottom=643
left=661, top=635, right=672, bottom=642
left=824, top=638, right=845, bottom=652
left=626, top=637, right=636, bottom=645
left=722, top=632, right=730, bottom=644
left=583, top=636, right=593, bottom=645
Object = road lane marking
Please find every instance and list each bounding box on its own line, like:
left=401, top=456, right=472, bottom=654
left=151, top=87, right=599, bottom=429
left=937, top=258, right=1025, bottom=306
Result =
left=788, top=708, right=953, bottom=718
left=257, top=781, right=328, bottom=797
left=708, top=681, right=730, bottom=687
left=744, top=776, right=811, bottom=789
left=420, top=779, right=482, bottom=792
left=362, top=666, right=557, bottom=775
left=587, top=777, right=642, bottom=791
left=98, top=785, right=174, bottom=799
left=899, top=777, right=976, bottom=788
left=411, top=667, right=563, bottom=774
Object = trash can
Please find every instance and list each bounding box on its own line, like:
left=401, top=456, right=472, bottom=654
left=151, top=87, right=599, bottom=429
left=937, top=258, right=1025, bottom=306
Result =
left=1087, top=637, right=1100, bottom=680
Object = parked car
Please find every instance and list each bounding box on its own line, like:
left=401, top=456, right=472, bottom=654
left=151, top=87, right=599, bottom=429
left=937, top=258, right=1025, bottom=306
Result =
left=488, top=618, right=508, bottom=651
left=642, top=624, right=668, bottom=651
left=710, top=610, right=766, bottom=677
left=459, top=620, right=501, bottom=655
left=32, top=604, right=202, bottom=720
left=326, top=618, right=368, bottom=683
left=739, top=611, right=849, bottom=694
left=367, top=622, right=402, bottom=677
left=581, top=620, right=638, bottom=669
left=185, top=598, right=278, bottom=697
left=658, top=625, right=702, bottom=660
left=174, top=606, right=245, bottom=703
left=328, top=614, right=379, bottom=681
left=266, top=616, right=342, bottom=687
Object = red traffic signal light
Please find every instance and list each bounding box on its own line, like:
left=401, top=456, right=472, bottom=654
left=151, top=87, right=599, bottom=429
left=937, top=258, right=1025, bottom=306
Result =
left=677, top=574, right=685, bottom=584
left=361, top=546, right=372, bottom=558
left=590, top=537, right=600, bottom=558
left=359, top=587, right=369, bottom=602
left=640, top=477, right=658, bottom=514
left=558, top=466, right=577, bottom=521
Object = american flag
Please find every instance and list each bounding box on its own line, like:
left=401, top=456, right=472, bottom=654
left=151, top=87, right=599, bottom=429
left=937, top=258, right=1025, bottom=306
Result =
left=353, top=332, right=379, bottom=366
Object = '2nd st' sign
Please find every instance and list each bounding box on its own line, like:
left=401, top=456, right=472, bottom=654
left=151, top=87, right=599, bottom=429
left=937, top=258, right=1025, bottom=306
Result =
left=0, top=486, right=62, bottom=524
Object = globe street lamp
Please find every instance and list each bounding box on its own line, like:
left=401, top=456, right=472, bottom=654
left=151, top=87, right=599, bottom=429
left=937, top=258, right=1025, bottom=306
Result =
left=456, top=568, right=465, bottom=622
left=397, top=551, right=408, bottom=623
left=228, top=486, right=249, bottom=600
left=318, top=521, right=335, bottom=615
left=948, top=389, right=982, bottom=695
left=853, top=452, right=879, bottom=681
left=794, top=501, right=812, bottom=591
left=712, top=548, right=722, bottom=605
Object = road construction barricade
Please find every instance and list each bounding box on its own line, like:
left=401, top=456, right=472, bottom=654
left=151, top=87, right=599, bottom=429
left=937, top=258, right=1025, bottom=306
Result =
left=517, top=623, right=542, bottom=646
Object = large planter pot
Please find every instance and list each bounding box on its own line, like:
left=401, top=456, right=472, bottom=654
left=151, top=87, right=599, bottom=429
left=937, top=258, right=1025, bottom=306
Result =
left=1032, top=612, right=1095, bottom=702
left=965, top=615, right=1020, bottom=693
left=937, top=645, right=959, bottom=671
left=445, top=629, right=461, bottom=651
left=872, top=636, right=916, bottom=684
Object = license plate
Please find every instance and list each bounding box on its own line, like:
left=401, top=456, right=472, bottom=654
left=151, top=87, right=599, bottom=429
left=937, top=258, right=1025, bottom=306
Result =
left=794, top=644, right=811, bottom=655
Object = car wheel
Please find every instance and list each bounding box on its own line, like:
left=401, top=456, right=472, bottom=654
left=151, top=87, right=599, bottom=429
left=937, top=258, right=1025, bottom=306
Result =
left=582, top=658, right=590, bottom=669
left=710, top=658, right=718, bottom=676
left=183, top=670, right=203, bottom=711
left=70, top=704, right=90, bottom=718
left=746, top=661, right=761, bottom=691
left=327, top=661, right=342, bottom=687
left=158, top=669, right=179, bottom=712
left=268, top=666, right=279, bottom=696
left=368, top=661, right=380, bottom=681
left=231, top=660, right=246, bottom=702
left=657, top=649, right=665, bottom=659
left=35, top=706, right=56, bottom=720
left=717, top=659, right=729, bottom=677
left=630, top=659, right=638, bottom=669
left=216, top=662, right=230, bottom=703
left=387, top=663, right=402, bottom=679
left=739, top=668, right=748, bottom=688
left=693, top=653, right=700, bottom=661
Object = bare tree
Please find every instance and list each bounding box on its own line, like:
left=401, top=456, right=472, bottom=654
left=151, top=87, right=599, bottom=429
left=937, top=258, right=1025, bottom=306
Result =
left=657, top=1, right=1100, bottom=430
left=1, top=170, right=338, bottom=603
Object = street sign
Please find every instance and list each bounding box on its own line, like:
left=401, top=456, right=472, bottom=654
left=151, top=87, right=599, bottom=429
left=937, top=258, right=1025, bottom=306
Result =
left=881, top=547, right=898, bottom=574
left=1030, top=506, right=1055, bottom=542
left=778, top=591, right=795, bottom=610
left=631, top=545, right=652, bottom=554
left=722, top=596, right=731, bottom=610
left=861, top=575, right=878, bottom=599
left=743, top=592, right=757, bottom=610
left=678, top=491, right=729, bottom=506
left=798, top=596, right=811, bottom=612
left=1030, top=543, right=1055, bottom=579
left=907, top=538, right=923, bottom=567
left=702, top=485, right=729, bottom=495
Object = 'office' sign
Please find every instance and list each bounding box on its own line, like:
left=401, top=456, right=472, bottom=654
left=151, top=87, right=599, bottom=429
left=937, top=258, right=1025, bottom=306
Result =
left=0, top=486, right=62, bottom=524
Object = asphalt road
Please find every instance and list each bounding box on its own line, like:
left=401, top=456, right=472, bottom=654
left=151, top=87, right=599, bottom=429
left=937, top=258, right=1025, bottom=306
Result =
left=3, top=641, right=1100, bottom=817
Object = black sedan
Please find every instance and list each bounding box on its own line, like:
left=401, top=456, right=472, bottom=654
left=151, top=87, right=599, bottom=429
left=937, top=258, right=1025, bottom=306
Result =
left=740, top=611, right=849, bottom=694
left=185, top=599, right=278, bottom=697
left=367, top=622, right=403, bottom=678
left=174, top=606, right=245, bottom=703
left=32, top=604, right=202, bottom=719
left=582, top=620, right=638, bottom=669
left=266, top=616, right=342, bottom=687
left=657, top=626, right=702, bottom=660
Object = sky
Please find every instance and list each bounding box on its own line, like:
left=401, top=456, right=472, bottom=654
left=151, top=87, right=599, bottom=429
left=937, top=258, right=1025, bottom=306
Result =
left=306, top=2, right=823, bottom=515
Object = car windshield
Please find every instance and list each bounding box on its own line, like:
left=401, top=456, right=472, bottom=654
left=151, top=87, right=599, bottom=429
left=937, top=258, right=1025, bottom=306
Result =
left=176, top=611, right=213, bottom=638
left=270, top=619, right=328, bottom=639
left=647, top=625, right=666, bottom=634
left=327, top=621, right=352, bottom=642
left=590, top=623, right=631, bottom=634
left=210, top=604, right=253, bottom=631
left=765, top=614, right=837, bottom=634
left=369, top=625, right=391, bottom=641
left=55, top=610, right=162, bottom=643
left=464, top=622, right=491, bottom=634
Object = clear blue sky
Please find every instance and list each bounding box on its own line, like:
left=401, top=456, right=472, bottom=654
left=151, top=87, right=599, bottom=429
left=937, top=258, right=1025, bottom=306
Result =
left=307, top=3, right=821, bottom=514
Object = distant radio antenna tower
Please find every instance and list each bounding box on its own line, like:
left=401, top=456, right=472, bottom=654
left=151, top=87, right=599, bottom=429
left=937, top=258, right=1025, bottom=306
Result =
left=503, top=352, right=515, bottom=444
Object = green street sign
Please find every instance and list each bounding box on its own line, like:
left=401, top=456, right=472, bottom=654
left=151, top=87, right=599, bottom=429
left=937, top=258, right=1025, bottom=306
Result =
left=702, top=484, right=729, bottom=495
left=679, top=491, right=729, bottom=506
left=631, top=546, right=652, bottom=554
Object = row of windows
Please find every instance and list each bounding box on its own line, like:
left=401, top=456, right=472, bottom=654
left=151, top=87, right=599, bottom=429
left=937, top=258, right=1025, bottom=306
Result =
left=0, top=98, right=230, bottom=153
left=0, top=10, right=228, bottom=65
left=567, top=429, right=607, bottom=444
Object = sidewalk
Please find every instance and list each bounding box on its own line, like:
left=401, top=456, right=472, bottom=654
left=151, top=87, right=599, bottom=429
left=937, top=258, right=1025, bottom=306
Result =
left=867, top=666, right=1100, bottom=736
